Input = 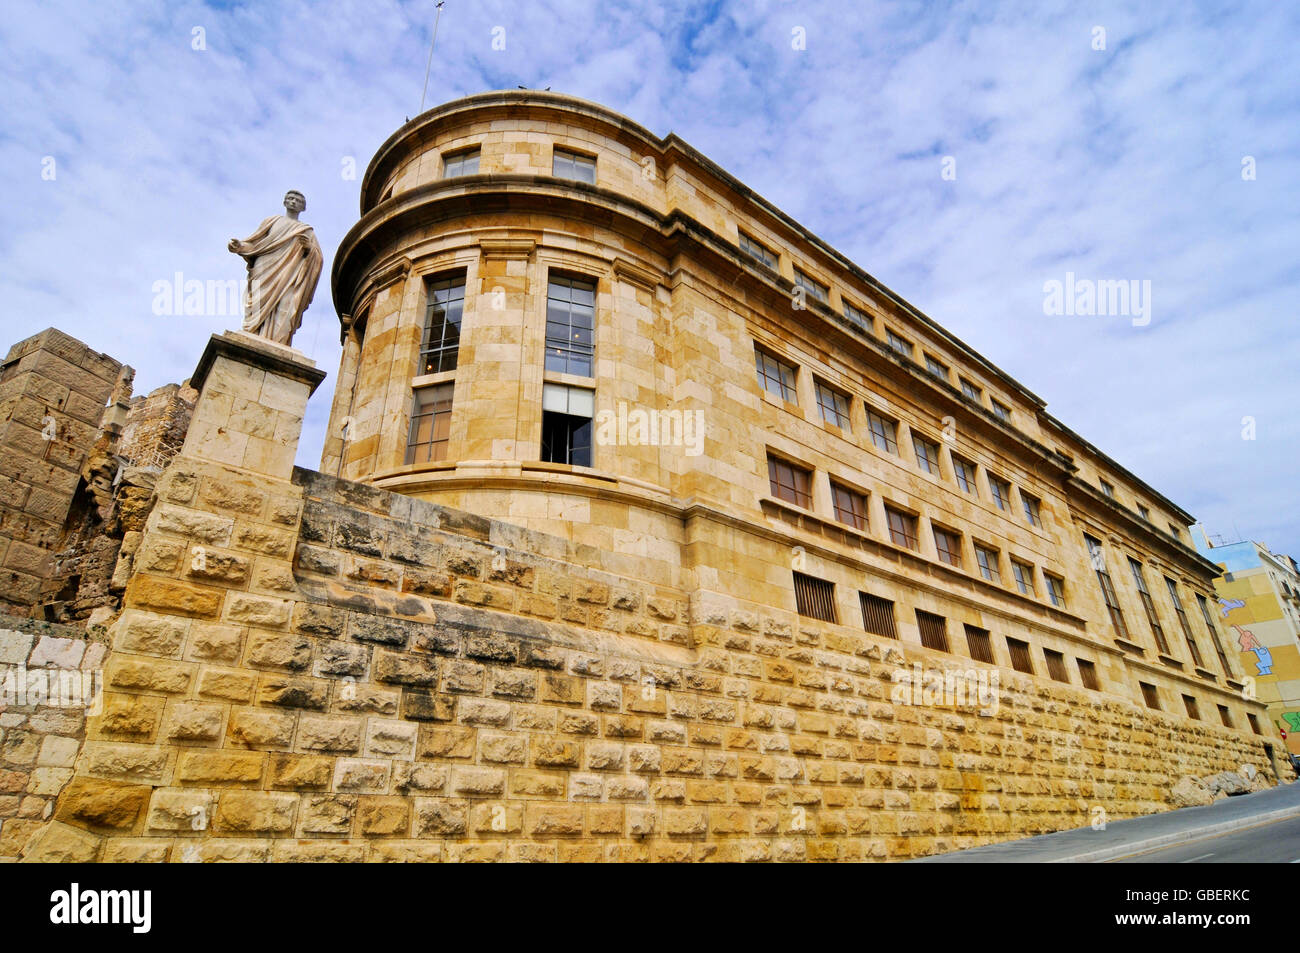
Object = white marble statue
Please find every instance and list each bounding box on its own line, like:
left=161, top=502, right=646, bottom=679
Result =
left=228, top=190, right=323, bottom=347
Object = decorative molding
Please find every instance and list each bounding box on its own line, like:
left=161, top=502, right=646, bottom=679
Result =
left=611, top=256, right=662, bottom=292
left=479, top=238, right=536, bottom=260
left=372, top=256, right=412, bottom=291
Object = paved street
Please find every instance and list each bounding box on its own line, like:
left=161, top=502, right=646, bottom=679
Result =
left=915, top=780, right=1300, bottom=862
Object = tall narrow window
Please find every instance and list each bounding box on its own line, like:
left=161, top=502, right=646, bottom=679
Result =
left=916, top=610, right=949, bottom=652
left=860, top=592, right=897, bottom=639
left=831, top=482, right=868, bottom=531
left=1217, top=704, right=1232, bottom=727
left=768, top=455, right=811, bottom=508
left=793, top=268, right=828, bottom=304
left=442, top=147, right=480, bottom=177
left=1139, top=682, right=1161, bottom=710
left=738, top=232, right=777, bottom=270
left=546, top=275, right=596, bottom=376
left=1086, top=534, right=1130, bottom=641
left=987, top=474, right=1011, bottom=511
left=952, top=456, right=977, bottom=495
left=1195, top=593, right=1233, bottom=675
left=1044, top=649, right=1069, bottom=683
left=912, top=433, right=941, bottom=475
left=1128, top=558, right=1170, bottom=655
left=1044, top=573, right=1066, bottom=609
left=866, top=409, right=898, bottom=454
left=964, top=625, right=994, bottom=663
left=794, top=572, right=837, bottom=623
left=1164, top=578, right=1204, bottom=668
left=419, top=274, right=466, bottom=374
left=405, top=384, right=454, bottom=464
left=552, top=148, right=596, bottom=183
left=885, top=507, right=919, bottom=551
left=1006, top=638, right=1034, bottom=674
left=1021, top=492, right=1042, bottom=528
left=974, top=544, right=1001, bottom=584
left=815, top=381, right=851, bottom=429
left=755, top=348, right=798, bottom=402
left=1248, top=713, right=1261, bottom=734
left=1077, top=659, right=1100, bottom=690
left=885, top=329, right=913, bottom=358
left=1011, top=559, right=1036, bottom=596
left=933, top=527, right=962, bottom=567
left=1182, top=694, right=1200, bottom=720
left=540, top=383, right=594, bottom=466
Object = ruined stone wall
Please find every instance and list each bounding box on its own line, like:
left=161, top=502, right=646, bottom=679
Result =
left=8, top=457, right=1277, bottom=863
left=118, top=383, right=196, bottom=469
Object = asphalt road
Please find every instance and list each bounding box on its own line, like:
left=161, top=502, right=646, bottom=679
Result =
left=1109, top=812, right=1300, bottom=863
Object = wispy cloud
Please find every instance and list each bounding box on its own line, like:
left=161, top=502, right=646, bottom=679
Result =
left=2, top=0, right=1296, bottom=554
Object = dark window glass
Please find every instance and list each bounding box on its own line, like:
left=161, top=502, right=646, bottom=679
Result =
left=419, top=274, right=466, bottom=374
left=831, top=483, right=867, bottom=531
left=540, top=412, right=593, bottom=466
left=933, top=527, right=961, bottom=567
left=886, top=507, right=918, bottom=550
left=405, top=384, right=454, bottom=464
left=546, top=275, right=596, bottom=376
left=768, top=456, right=811, bottom=508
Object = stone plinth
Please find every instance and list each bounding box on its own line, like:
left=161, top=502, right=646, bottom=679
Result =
left=182, top=331, right=326, bottom=481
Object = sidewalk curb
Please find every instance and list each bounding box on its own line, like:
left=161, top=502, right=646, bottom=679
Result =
left=1048, top=803, right=1300, bottom=863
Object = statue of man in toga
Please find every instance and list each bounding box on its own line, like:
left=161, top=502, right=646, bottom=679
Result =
left=228, top=190, right=323, bottom=347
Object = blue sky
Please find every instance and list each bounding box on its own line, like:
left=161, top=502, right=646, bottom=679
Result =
left=2, top=0, right=1297, bottom=557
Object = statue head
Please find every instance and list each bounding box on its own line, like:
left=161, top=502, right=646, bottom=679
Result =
left=284, top=190, right=306, bottom=214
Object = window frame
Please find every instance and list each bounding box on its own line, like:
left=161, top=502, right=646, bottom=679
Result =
left=952, top=456, right=978, bottom=495
left=912, top=432, right=941, bottom=475
left=814, top=379, right=852, bottom=430
left=442, top=147, right=481, bottom=178
left=738, top=231, right=778, bottom=270
left=885, top=328, right=914, bottom=359
left=793, top=267, right=829, bottom=304
left=755, top=347, right=799, bottom=403
left=932, top=526, right=962, bottom=568
left=552, top=146, right=596, bottom=183
left=924, top=354, right=949, bottom=380
left=405, top=382, right=455, bottom=465
left=974, top=543, right=1002, bottom=584
left=830, top=481, right=868, bottom=531
left=987, top=473, right=1012, bottom=511
left=1010, top=559, right=1036, bottom=596
left=545, top=273, right=597, bottom=377
left=1021, top=492, right=1042, bottom=528
left=418, top=272, right=468, bottom=375
left=866, top=409, right=899, bottom=455
left=885, top=506, right=919, bottom=551
left=767, top=454, right=812, bottom=509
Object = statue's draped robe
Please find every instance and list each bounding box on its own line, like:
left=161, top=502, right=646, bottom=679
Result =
left=230, top=214, right=323, bottom=346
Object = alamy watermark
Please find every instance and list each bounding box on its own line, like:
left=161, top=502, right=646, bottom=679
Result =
left=594, top=402, right=705, bottom=457
left=1, top=664, right=103, bottom=713
left=890, top=663, right=1000, bottom=716
left=1043, top=272, right=1151, bottom=327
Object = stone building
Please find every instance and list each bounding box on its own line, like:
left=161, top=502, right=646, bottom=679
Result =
left=325, top=91, right=1259, bottom=745
left=0, top=92, right=1287, bottom=863
left=1193, top=525, right=1300, bottom=753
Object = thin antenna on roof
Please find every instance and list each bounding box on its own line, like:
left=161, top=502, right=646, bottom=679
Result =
left=418, top=1, right=447, bottom=116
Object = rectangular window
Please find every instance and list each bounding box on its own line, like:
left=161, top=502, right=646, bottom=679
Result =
left=793, top=268, right=828, bottom=304
left=964, top=624, right=994, bottom=663
left=885, top=329, right=913, bottom=358
left=1248, top=713, right=1260, bottom=734
left=1217, top=704, right=1232, bottom=727
left=405, top=383, right=454, bottom=464
left=1169, top=523, right=1182, bottom=541
left=1086, top=534, right=1130, bottom=640
left=794, top=572, right=837, bottom=623
left=974, top=544, right=1001, bottom=584
left=866, top=409, right=898, bottom=454
left=1077, top=659, right=1100, bottom=690
left=843, top=300, right=872, bottom=334
left=990, top=399, right=1011, bottom=423
left=1137, top=504, right=1151, bottom=521
left=1183, top=694, right=1200, bottom=720
left=1011, top=559, right=1036, bottom=596
left=933, top=527, right=962, bottom=567
left=885, top=507, right=919, bottom=551
left=540, top=383, right=594, bottom=466
left=739, top=232, right=778, bottom=270
left=1165, top=578, right=1205, bottom=668
left=768, top=455, right=812, bottom=508
left=1099, top=479, right=1115, bottom=499
left=419, top=273, right=467, bottom=374
left=987, top=474, right=1011, bottom=511
left=860, top=592, right=897, bottom=639
left=960, top=378, right=982, bottom=402
left=912, top=433, right=941, bottom=475
left=552, top=147, right=596, bottom=184
left=755, top=348, right=798, bottom=403
left=442, top=147, right=480, bottom=177
left=815, top=381, right=851, bottom=429
left=916, top=610, right=949, bottom=652
left=1139, top=682, right=1161, bottom=710
left=1007, top=638, right=1034, bottom=674
left=1195, top=593, right=1233, bottom=675
left=1044, top=573, right=1066, bottom=609
left=831, top=482, right=868, bottom=531
left=924, top=354, right=949, bottom=380
left=952, top=456, right=977, bottom=494
left=1044, top=649, right=1069, bottom=683
left=545, top=274, right=596, bottom=376
left=1021, top=492, right=1042, bottom=528
left=1128, top=557, right=1171, bottom=655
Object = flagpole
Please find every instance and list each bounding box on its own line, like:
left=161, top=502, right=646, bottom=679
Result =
left=419, top=1, right=446, bottom=116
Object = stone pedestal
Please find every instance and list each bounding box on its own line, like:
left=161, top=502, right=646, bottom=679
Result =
left=181, top=331, right=326, bottom=481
